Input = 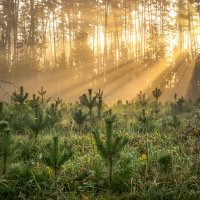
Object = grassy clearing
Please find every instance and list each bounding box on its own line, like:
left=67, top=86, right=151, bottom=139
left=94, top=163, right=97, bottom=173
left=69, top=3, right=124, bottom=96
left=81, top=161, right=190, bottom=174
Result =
left=0, top=88, right=199, bottom=199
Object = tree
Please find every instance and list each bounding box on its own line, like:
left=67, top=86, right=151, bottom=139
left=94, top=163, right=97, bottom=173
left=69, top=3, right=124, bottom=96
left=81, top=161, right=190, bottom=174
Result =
left=92, top=117, right=128, bottom=188
left=152, top=88, right=162, bottom=103
left=0, top=120, right=12, bottom=174
left=47, top=103, right=62, bottom=129
left=38, top=86, right=46, bottom=102
left=11, top=86, right=28, bottom=105
left=80, top=89, right=97, bottom=121
left=96, top=89, right=103, bottom=119
left=42, top=136, right=73, bottom=177
left=72, top=109, right=87, bottom=132
left=25, top=104, right=49, bottom=139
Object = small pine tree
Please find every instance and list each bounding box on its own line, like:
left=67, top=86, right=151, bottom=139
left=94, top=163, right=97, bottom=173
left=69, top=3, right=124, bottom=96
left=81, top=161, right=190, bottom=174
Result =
left=47, top=103, right=62, bottom=129
left=26, top=105, right=49, bottom=139
left=29, top=94, right=40, bottom=108
left=42, top=136, right=73, bottom=177
left=55, top=97, right=63, bottom=107
left=80, top=89, right=97, bottom=121
left=38, top=86, right=46, bottom=102
left=12, top=86, right=28, bottom=105
left=152, top=88, right=162, bottom=103
left=73, top=109, right=87, bottom=132
left=96, top=89, right=103, bottom=119
left=103, top=109, right=116, bottom=122
left=136, top=91, right=149, bottom=107
left=92, top=118, right=128, bottom=188
left=139, top=108, right=147, bottom=124
left=0, top=120, right=12, bottom=174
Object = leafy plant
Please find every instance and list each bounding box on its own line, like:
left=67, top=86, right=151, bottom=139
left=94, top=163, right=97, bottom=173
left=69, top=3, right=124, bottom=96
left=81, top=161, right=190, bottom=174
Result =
left=11, top=86, right=28, bottom=105
left=92, top=118, right=128, bottom=188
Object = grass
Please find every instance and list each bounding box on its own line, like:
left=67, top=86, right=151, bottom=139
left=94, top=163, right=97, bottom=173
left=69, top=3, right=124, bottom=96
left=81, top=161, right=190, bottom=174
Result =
left=0, top=92, right=200, bottom=199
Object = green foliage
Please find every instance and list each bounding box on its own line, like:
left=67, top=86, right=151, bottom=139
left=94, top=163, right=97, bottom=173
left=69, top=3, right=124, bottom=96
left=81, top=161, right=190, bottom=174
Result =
left=103, top=109, right=116, bottom=122
left=73, top=109, right=87, bottom=132
left=80, top=89, right=97, bottom=121
left=168, top=116, right=181, bottom=128
left=0, top=120, right=9, bottom=132
left=29, top=94, right=40, bottom=108
left=0, top=87, right=199, bottom=198
left=158, top=154, right=172, bottom=175
left=96, top=89, right=103, bottom=119
left=47, top=103, right=62, bottom=129
left=152, top=88, right=162, bottom=103
left=42, top=136, right=73, bottom=177
left=136, top=91, right=149, bottom=107
left=0, top=102, right=3, bottom=120
left=18, top=139, right=37, bottom=162
left=92, top=118, right=128, bottom=188
left=176, top=97, right=185, bottom=113
left=11, top=86, right=28, bottom=105
left=139, top=108, right=147, bottom=124
left=25, top=105, right=49, bottom=139
left=38, top=86, right=46, bottom=101
left=0, top=121, right=12, bottom=174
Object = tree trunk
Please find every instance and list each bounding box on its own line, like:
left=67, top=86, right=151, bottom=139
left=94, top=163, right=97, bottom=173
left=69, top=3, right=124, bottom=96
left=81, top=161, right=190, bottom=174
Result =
left=109, top=157, right=112, bottom=188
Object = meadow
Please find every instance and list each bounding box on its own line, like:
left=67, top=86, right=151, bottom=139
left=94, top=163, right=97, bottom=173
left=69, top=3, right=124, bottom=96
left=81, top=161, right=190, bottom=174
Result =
left=0, top=87, right=199, bottom=200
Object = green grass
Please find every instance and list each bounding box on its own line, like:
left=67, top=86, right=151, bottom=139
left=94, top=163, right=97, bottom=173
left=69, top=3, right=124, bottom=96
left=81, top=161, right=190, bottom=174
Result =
left=0, top=95, right=200, bottom=199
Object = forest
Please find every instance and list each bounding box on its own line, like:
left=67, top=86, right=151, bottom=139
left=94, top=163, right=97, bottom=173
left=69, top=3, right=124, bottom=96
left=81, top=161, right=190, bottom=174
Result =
left=0, top=0, right=200, bottom=100
left=0, top=0, right=200, bottom=200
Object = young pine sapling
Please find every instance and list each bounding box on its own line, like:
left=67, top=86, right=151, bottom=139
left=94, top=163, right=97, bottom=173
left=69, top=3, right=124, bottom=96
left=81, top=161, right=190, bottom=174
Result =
left=0, top=120, right=12, bottom=175
left=80, top=89, right=97, bottom=121
left=136, top=91, right=149, bottom=107
left=152, top=88, right=162, bottom=104
left=12, top=86, right=28, bottom=105
left=26, top=105, right=49, bottom=139
left=92, top=117, right=128, bottom=188
left=73, top=109, right=87, bottom=132
left=47, top=103, right=62, bottom=129
left=42, top=136, right=73, bottom=177
left=96, top=89, right=103, bottom=119
left=29, top=94, right=40, bottom=108
left=38, top=86, right=47, bottom=102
